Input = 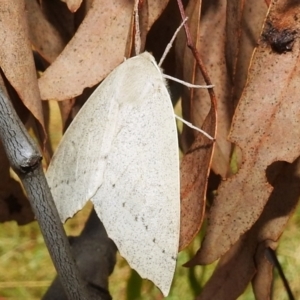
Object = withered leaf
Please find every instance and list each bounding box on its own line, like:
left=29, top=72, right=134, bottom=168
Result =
left=177, top=0, right=233, bottom=179
left=26, top=0, right=66, bottom=63
left=40, top=0, right=75, bottom=44
left=252, top=243, right=274, bottom=300
left=174, top=0, right=217, bottom=250
left=0, top=0, right=45, bottom=141
left=126, top=0, right=170, bottom=60
left=38, top=0, right=134, bottom=101
left=225, top=0, right=245, bottom=82
left=231, top=0, right=267, bottom=111
left=194, top=234, right=257, bottom=300
left=147, top=0, right=170, bottom=28
left=191, top=158, right=300, bottom=299
left=179, top=104, right=216, bottom=251
left=192, top=0, right=300, bottom=264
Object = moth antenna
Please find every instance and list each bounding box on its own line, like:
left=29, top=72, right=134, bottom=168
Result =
left=175, top=115, right=214, bottom=140
left=158, top=17, right=188, bottom=67
left=163, top=74, right=214, bottom=89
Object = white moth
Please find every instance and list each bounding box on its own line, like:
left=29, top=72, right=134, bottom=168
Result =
left=46, top=52, right=180, bottom=296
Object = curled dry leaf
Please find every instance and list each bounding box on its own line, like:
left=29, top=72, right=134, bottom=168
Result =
left=195, top=0, right=232, bottom=179
left=232, top=0, right=267, bottom=108
left=126, top=0, right=170, bottom=60
left=28, top=0, right=78, bottom=130
left=173, top=0, right=217, bottom=250
left=143, top=0, right=180, bottom=65
left=38, top=0, right=133, bottom=101
left=252, top=243, right=274, bottom=300
left=193, top=0, right=300, bottom=264
left=0, top=0, right=45, bottom=140
left=175, top=0, right=202, bottom=150
left=191, top=158, right=300, bottom=299
left=38, top=0, right=170, bottom=101
left=178, top=0, right=233, bottom=178
left=195, top=234, right=257, bottom=300
left=251, top=158, right=300, bottom=299
left=147, top=0, right=170, bottom=28
left=225, top=0, right=245, bottom=82
left=25, top=0, right=66, bottom=63
left=179, top=104, right=216, bottom=251
left=230, top=0, right=267, bottom=170
left=40, top=0, right=75, bottom=44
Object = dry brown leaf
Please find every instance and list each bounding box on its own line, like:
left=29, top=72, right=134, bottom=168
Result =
left=125, top=0, right=170, bottom=59
left=39, top=0, right=171, bottom=136
left=191, top=238, right=273, bottom=300
left=0, top=0, right=45, bottom=141
left=195, top=234, right=257, bottom=300
left=61, top=0, right=82, bottom=12
left=179, top=104, right=216, bottom=251
left=26, top=0, right=66, bottom=63
left=38, top=0, right=170, bottom=102
left=33, top=0, right=78, bottom=132
left=147, top=0, right=170, bottom=29
left=232, top=0, right=267, bottom=108
left=175, top=0, right=202, bottom=149
left=193, top=0, right=300, bottom=264
left=38, top=0, right=133, bottom=101
left=40, top=0, right=75, bottom=44
left=188, top=157, right=300, bottom=299
left=177, top=0, right=233, bottom=178
left=229, top=0, right=268, bottom=170
left=168, top=0, right=217, bottom=250
left=252, top=242, right=274, bottom=300
left=225, top=0, right=245, bottom=81
left=251, top=158, right=300, bottom=299
left=196, top=0, right=232, bottom=179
